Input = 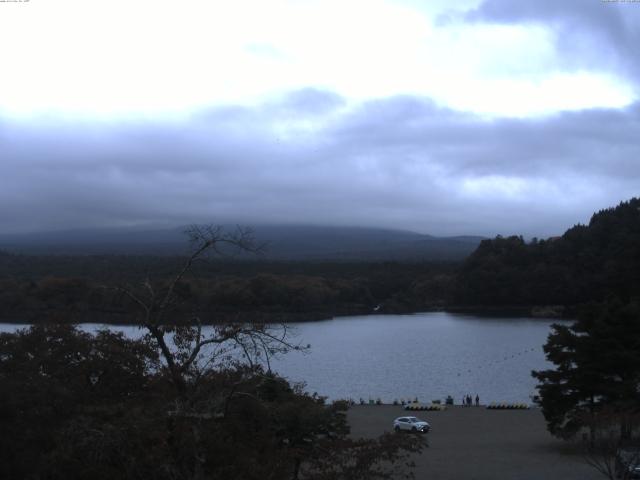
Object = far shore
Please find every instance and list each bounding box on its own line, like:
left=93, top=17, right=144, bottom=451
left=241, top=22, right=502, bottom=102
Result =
left=0, top=304, right=572, bottom=326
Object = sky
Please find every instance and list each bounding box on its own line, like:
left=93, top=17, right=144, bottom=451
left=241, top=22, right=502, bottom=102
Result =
left=1, top=0, right=639, bottom=237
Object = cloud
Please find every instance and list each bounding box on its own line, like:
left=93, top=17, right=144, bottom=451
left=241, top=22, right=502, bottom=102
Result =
left=0, top=89, right=638, bottom=237
left=1, top=0, right=634, bottom=118
left=459, top=0, right=640, bottom=81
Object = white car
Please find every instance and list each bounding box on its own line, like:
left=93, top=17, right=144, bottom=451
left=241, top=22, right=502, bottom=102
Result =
left=393, top=416, right=430, bottom=433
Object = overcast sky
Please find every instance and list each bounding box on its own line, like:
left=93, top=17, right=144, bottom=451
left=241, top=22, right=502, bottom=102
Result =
left=1, top=0, right=639, bottom=237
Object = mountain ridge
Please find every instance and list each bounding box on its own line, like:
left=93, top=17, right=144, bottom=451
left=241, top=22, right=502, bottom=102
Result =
left=0, top=224, right=485, bottom=261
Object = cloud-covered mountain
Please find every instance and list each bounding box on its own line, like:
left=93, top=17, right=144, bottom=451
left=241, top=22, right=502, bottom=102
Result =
left=1, top=93, right=638, bottom=239
left=0, top=224, right=484, bottom=261
left=1, top=1, right=638, bottom=240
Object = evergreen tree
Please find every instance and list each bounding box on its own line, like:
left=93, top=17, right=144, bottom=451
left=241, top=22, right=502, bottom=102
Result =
left=532, top=300, right=640, bottom=441
left=455, top=197, right=640, bottom=308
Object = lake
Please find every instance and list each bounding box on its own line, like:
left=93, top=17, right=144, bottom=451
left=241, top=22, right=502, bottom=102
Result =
left=0, top=312, right=563, bottom=404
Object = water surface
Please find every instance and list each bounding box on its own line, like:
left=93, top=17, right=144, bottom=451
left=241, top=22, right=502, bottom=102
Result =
left=1, top=312, right=563, bottom=403
left=271, top=312, right=560, bottom=403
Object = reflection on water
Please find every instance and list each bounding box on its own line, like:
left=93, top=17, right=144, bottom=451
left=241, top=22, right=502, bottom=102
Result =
left=0, top=312, right=564, bottom=403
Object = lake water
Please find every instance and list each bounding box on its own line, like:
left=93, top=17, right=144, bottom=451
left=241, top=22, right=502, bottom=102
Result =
left=0, top=312, right=563, bottom=404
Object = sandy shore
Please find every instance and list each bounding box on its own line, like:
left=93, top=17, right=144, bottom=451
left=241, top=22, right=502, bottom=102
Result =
left=347, top=405, right=602, bottom=480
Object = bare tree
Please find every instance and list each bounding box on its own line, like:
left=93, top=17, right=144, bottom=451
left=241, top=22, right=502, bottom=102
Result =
left=580, top=407, right=640, bottom=479
left=110, top=225, right=318, bottom=479
left=113, top=224, right=304, bottom=396
left=0, top=225, right=425, bottom=480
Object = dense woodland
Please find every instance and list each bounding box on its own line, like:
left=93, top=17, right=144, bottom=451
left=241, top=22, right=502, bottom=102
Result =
left=1, top=198, right=639, bottom=323
left=0, top=227, right=425, bottom=480
left=0, top=324, right=423, bottom=480
left=453, top=197, right=640, bottom=311
left=1, top=200, right=640, bottom=478
left=0, top=255, right=456, bottom=324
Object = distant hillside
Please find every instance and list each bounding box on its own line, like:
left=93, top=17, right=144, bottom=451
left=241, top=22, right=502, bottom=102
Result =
left=0, top=225, right=484, bottom=261
left=453, top=198, right=640, bottom=308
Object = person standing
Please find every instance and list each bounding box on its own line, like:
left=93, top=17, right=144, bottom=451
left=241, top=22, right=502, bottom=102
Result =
left=475, top=394, right=479, bottom=407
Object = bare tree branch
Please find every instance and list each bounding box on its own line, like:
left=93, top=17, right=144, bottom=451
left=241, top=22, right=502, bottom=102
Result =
left=106, top=224, right=303, bottom=397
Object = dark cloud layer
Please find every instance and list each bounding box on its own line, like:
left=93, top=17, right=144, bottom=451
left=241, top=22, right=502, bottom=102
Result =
left=461, top=0, right=640, bottom=80
left=1, top=88, right=638, bottom=237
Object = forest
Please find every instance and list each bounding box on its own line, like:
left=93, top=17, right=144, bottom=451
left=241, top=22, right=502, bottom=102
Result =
left=1, top=198, right=639, bottom=323
left=453, top=197, right=640, bottom=310
left=0, top=226, right=426, bottom=480
left=1, top=199, right=639, bottom=479
left=0, top=255, right=456, bottom=324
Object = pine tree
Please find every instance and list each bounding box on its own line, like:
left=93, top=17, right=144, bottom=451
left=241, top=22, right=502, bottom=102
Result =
left=532, top=300, right=640, bottom=441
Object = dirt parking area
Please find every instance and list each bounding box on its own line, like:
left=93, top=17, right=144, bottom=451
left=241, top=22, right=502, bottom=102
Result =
left=347, top=405, right=603, bottom=480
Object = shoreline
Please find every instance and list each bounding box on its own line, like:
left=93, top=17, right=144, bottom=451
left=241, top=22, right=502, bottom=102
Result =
left=347, top=404, right=600, bottom=479
left=0, top=304, right=571, bottom=326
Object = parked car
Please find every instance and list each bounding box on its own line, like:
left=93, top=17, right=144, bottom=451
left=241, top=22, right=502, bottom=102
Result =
left=616, top=449, right=640, bottom=479
left=393, top=416, right=430, bottom=433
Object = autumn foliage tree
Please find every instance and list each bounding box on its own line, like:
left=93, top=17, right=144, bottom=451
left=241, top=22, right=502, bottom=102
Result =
left=0, top=225, right=424, bottom=480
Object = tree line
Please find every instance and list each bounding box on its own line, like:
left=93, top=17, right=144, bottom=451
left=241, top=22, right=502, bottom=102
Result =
left=2, top=199, right=640, bottom=478
left=3, top=199, right=639, bottom=323
left=0, top=226, right=424, bottom=480
left=0, top=256, right=456, bottom=324
left=515, top=199, right=640, bottom=478
left=447, top=198, right=640, bottom=477
left=453, top=198, right=640, bottom=309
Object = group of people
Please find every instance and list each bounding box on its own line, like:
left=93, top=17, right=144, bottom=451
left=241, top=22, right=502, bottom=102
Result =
left=462, top=394, right=479, bottom=407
